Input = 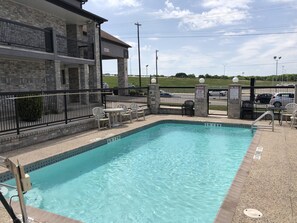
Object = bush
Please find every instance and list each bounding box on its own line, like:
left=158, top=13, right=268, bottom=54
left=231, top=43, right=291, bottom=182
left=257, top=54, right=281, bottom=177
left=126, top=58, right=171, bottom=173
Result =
left=129, top=89, right=137, bottom=96
left=17, top=95, right=43, bottom=121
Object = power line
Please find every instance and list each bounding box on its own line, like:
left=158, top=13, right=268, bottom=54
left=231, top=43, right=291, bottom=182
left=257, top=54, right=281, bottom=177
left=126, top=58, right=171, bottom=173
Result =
left=120, top=30, right=297, bottom=39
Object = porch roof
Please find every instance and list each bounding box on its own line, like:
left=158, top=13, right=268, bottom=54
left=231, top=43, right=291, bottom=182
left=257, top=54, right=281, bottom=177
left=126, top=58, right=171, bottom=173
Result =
left=12, top=0, right=107, bottom=25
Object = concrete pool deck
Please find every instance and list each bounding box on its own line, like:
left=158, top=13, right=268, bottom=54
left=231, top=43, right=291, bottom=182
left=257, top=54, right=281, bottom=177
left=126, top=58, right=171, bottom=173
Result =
left=0, top=114, right=296, bottom=223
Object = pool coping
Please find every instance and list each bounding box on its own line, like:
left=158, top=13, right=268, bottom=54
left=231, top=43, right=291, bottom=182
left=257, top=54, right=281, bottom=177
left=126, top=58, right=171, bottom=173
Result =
left=0, top=117, right=258, bottom=223
left=214, top=126, right=261, bottom=222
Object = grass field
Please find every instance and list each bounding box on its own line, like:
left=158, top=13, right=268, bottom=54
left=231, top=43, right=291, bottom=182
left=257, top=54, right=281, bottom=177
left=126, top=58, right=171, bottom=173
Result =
left=103, top=76, right=277, bottom=88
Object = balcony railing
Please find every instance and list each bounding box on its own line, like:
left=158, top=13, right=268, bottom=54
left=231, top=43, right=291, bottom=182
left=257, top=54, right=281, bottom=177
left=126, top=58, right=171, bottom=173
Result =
left=0, top=18, right=49, bottom=52
left=56, top=35, right=94, bottom=59
left=0, top=18, right=94, bottom=59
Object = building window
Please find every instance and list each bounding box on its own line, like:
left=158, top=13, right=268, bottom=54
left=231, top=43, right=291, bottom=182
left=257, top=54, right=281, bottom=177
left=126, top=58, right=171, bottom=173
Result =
left=61, top=70, right=66, bottom=85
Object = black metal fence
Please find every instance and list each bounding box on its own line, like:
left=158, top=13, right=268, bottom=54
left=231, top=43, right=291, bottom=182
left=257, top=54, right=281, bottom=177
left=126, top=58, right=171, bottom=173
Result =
left=0, top=88, right=148, bottom=136
left=0, top=86, right=295, bottom=135
left=159, top=86, right=228, bottom=115
left=159, top=85, right=296, bottom=117
left=159, top=87, right=195, bottom=107
left=104, top=87, right=149, bottom=109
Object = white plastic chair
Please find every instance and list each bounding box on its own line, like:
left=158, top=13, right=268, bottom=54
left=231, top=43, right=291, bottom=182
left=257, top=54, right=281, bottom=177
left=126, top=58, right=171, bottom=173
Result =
left=117, top=104, right=132, bottom=124
left=92, top=107, right=111, bottom=130
left=290, top=109, right=297, bottom=128
left=282, top=103, right=297, bottom=123
left=130, top=103, right=145, bottom=120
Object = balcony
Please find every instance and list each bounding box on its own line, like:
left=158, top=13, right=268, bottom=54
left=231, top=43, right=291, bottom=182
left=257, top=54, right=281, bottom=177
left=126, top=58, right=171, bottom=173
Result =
left=0, top=18, right=94, bottom=60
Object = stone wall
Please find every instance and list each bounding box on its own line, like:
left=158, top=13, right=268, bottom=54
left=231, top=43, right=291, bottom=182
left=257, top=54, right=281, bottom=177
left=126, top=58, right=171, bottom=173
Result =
left=0, top=59, right=46, bottom=91
left=0, top=119, right=97, bottom=153
left=0, top=0, right=66, bottom=35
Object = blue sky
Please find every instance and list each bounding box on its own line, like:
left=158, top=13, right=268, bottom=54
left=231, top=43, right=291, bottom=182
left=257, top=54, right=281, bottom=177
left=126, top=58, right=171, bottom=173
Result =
left=84, top=0, right=297, bottom=77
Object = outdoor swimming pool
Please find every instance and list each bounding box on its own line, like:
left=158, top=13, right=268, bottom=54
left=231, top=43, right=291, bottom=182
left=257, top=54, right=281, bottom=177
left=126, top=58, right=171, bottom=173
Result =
left=6, top=122, right=254, bottom=222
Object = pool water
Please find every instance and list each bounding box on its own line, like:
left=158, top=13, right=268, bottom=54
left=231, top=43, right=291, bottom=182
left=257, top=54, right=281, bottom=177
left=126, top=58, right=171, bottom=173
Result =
left=6, top=123, right=254, bottom=223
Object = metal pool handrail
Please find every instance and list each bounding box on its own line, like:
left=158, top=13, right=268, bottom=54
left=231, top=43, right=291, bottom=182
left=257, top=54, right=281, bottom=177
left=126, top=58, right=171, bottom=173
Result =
left=251, top=110, right=274, bottom=132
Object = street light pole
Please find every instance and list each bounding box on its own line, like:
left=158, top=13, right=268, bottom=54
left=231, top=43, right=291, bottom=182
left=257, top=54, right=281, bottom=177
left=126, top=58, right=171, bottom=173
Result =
left=223, top=64, right=226, bottom=76
left=146, top=64, right=149, bottom=83
left=274, top=56, right=281, bottom=85
left=135, top=22, right=142, bottom=87
left=155, top=50, right=159, bottom=83
left=282, top=65, right=285, bottom=84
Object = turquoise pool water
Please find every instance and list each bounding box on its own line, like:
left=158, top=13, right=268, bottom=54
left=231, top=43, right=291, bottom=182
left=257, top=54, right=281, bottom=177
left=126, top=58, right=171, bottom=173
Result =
left=6, top=122, right=254, bottom=223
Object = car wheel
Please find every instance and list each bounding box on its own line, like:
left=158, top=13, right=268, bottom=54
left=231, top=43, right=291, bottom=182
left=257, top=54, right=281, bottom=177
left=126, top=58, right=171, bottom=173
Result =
left=274, top=102, right=282, bottom=107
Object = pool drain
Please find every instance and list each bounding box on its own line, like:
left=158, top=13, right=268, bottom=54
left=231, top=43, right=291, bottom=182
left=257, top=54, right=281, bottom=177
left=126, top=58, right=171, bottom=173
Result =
left=244, top=208, right=263, bottom=218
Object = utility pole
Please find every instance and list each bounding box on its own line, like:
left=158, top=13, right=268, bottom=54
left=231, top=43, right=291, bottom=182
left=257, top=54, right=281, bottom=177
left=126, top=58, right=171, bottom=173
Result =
left=156, top=50, right=159, bottom=83
left=135, top=22, right=142, bottom=87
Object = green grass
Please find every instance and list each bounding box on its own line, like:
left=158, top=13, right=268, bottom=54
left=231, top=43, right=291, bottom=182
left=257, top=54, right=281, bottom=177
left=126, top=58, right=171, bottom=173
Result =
left=103, top=76, right=276, bottom=88
left=209, top=105, right=227, bottom=111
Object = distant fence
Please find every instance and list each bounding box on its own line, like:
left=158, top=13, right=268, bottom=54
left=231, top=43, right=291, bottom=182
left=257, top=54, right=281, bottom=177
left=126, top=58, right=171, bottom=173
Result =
left=159, top=85, right=296, bottom=117
left=0, top=87, right=148, bottom=135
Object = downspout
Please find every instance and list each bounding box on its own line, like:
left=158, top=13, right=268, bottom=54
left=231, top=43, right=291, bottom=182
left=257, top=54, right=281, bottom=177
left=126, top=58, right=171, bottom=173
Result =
left=98, top=24, right=103, bottom=89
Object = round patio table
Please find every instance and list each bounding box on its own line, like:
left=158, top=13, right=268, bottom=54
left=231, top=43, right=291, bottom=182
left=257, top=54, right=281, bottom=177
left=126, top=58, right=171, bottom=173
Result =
left=103, top=108, right=124, bottom=127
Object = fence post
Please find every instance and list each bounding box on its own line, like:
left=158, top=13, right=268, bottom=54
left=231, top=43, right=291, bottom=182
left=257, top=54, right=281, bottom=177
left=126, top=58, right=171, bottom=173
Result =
left=64, top=91, right=68, bottom=124
left=148, top=84, right=160, bottom=114
left=228, top=83, right=242, bottom=119
left=295, top=84, right=297, bottom=104
left=194, top=83, right=208, bottom=117
left=14, top=97, right=20, bottom=135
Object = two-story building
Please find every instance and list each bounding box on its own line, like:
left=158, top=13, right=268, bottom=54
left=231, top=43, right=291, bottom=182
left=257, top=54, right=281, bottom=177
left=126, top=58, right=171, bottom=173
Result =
left=0, top=0, right=130, bottom=98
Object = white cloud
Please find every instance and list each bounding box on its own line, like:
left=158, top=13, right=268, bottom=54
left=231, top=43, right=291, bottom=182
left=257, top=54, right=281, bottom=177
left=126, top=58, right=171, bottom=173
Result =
left=202, top=0, right=251, bottom=9
left=156, top=46, right=215, bottom=74
left=153, top=0, right=251, bottom=30
left=223, top=29, right=256, bottom=36
left=148, top=37, right=160, bottom=41
left=267, top=0, right=295, bottom=3
left=153, top=0, right=192, bottom=19
left=228, top=32, right=297, bottom=67
left=87, top=0, right=141, bottom=8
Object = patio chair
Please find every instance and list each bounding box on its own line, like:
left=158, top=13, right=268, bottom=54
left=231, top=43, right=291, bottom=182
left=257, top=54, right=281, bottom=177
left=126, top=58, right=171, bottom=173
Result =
left=282, top=103, right=297, bottom=123
left=92, top=107, right=111, bottom=130
left=130, top=103, right=145, bottom=120
left=181, top=100, right=194, bottom=116
left=117, top=104, right=132, bottom=124
left=290, top=109, right=297, bottom=128
left=240, top=100, right=254, bottom=120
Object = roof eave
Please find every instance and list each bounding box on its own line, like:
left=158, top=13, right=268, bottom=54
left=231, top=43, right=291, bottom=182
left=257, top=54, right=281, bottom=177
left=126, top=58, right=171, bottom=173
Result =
left=45, top=0, right=107, bottom=24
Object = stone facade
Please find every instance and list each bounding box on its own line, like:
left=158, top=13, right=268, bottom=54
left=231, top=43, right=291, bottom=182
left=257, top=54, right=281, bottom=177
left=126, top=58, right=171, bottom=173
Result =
left=194, top=84, right=208, bottom=117
left=118, top=58, right=128, bottom=95
left=0, top=58, right=46, bottom=91
left=0, top=119, right=97, bottom=153
left=0, top=0, right=66, bottom=35
left=228, top=84, right=242, bottom=119
left=0, top=0, right=100, bottom=95
left=148, top=84, right=160, bottom=114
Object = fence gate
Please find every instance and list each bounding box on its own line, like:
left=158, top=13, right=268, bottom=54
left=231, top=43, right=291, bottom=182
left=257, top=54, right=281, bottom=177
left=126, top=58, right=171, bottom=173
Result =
left=208, top=89, right=228, bottom=116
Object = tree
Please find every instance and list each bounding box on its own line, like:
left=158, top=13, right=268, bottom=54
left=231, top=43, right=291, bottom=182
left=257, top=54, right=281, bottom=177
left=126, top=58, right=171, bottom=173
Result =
left=188, top=74, right=196, bottom=78
left=175, top=72, right=187, bottom=78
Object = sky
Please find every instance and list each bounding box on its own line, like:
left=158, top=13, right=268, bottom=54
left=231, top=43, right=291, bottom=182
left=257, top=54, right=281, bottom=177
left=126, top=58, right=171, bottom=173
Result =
left=84, top=0, right=297, bottom=77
